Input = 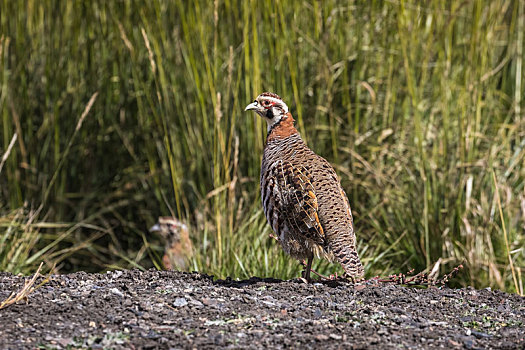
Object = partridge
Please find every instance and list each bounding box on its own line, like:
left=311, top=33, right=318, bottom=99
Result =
left=245, top=92, right=364, bottom=281
left=150, top=217, right=193, bottom=270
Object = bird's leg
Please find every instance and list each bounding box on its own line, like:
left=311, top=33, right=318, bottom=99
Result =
left=301, top=255, right=314, bottom=282
left=299, top=259, right=332, bottom=281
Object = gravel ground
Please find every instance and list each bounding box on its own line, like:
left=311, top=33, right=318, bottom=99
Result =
left=0, top=269, right=523, bottom=349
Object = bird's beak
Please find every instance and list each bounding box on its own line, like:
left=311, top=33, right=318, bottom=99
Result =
left=244, top=102, right=258, bottom=111
left=149, top=223, right=160, bottom=232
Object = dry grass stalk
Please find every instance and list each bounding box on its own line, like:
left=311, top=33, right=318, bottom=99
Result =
left=0, top=262, right=49, bottom=310
left=492, top=171, right=520, bottom=295
left=0, top=133, right=17, bottom=175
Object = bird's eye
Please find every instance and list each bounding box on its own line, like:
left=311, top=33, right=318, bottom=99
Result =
left=263, top=100, right=270, bottom=106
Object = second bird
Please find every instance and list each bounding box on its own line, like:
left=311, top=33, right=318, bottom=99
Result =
left=245, top=92, right=364, bottom=281
left=150, top=217, right=193, bottom=271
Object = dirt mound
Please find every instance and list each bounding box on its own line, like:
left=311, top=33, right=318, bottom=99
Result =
left=0, top=270, right=523, bottom=349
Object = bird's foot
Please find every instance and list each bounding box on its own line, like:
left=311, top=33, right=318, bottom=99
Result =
left=298, top=276, right=310, bottom=284
left=303, top=269, right=350, bottom=282
left=269, top=233, right=279, bottom=242
left=291, top=276, right=311, bottom=284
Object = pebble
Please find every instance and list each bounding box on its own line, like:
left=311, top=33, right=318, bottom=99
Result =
left=110, top=288, right=123, bottom=297
left=173, top=298, right=188, bottom=307
left=1, top=269, right=522, bottom=349
left=471, top=330, right=492, bottom=339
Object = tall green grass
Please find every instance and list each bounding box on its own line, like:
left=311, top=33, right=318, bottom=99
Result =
left=0, top=1, right=523, bottom=294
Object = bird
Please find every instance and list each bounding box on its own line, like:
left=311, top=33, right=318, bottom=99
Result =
left=245, top=92, right=364, bottom=282
left=150, top=217, right=193, bottom=271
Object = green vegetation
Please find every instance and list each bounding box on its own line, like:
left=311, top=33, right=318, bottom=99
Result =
left=0, top=1, right=523, bottom=294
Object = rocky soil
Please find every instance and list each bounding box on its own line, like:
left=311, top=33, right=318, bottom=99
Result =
left=0, top=269, right=523, bottom=349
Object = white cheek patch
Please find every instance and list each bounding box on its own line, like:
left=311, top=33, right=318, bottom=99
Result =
left=266, top=115, right=284, bottom=131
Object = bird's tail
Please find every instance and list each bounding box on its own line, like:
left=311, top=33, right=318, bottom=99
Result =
left=329, top=234, right=364, bottom=278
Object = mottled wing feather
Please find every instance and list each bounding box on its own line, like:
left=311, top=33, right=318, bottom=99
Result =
left=339, top=188, right=354, bottom=226
left=270, top=160, right=325, bottom=244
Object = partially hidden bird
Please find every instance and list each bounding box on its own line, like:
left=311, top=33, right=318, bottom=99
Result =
left=245, top=92, right=364, bottom=281
left=150, top=217, right=193, bottom=271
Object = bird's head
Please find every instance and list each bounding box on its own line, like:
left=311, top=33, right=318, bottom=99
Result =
left=244, top=92, right=289, bottom=129
left=149, top=217, right=187, bottom=242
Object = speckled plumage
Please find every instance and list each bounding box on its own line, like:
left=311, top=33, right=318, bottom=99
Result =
left=247, top=93, right=364, bottom=279
left=150, top=217, right=193, bottom=271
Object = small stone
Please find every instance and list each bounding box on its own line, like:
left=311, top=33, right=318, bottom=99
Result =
left=189, top=298, right=203, bottom=307
left=110, top=288, right=123, bottom=297
left=390, top=307, right=406, bottom=314
left=448, top=339, right=461, bottom=347
left=463, top=338, right=475, bottom=349
left=58, top=338, right=72, bottom=347
left=377, top=328, right=388, bottom=335
left=202, top=298, right=218, bottom=306
left=471, top=330, right=491, bottom=339
left=173, top=298, right=188, bottom=307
